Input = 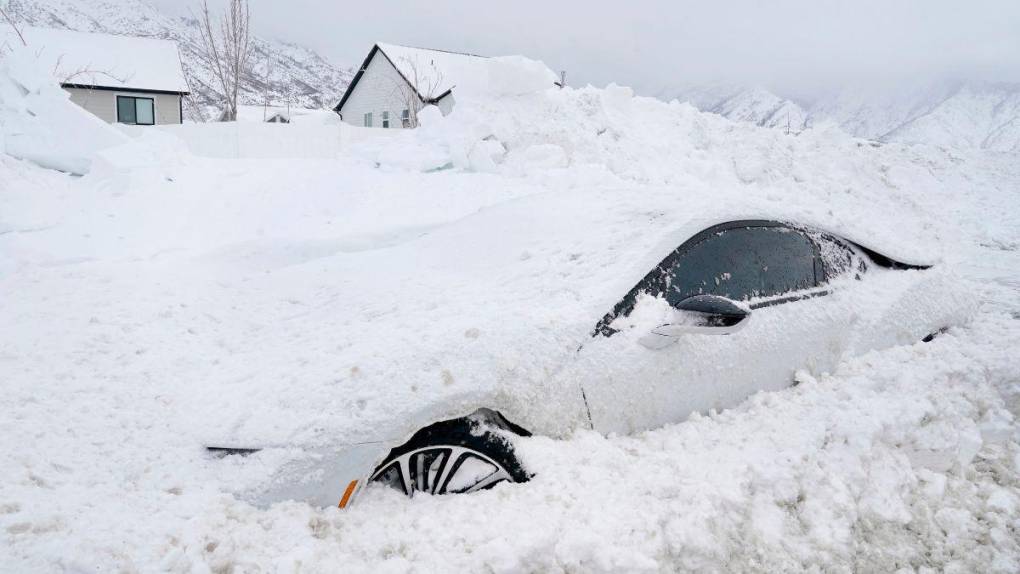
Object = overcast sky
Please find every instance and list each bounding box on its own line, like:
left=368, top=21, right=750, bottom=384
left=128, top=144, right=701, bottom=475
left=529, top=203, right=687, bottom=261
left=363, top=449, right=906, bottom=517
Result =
left=156, top=0, right=1020, bottom=100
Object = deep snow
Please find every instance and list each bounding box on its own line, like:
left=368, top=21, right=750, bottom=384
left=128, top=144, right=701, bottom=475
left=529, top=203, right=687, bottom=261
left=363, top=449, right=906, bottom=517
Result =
left=1, top=56, right=1019, bottom=572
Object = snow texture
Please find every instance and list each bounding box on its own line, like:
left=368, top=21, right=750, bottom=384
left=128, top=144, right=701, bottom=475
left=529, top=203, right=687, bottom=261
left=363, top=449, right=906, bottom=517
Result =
left=1, top=48, right=1019, bottom=574
left=0, top=47, right=129, bottom=173
left=377, top=42, right=558, bottom=100
left=1, top=25, right=189, bottom=92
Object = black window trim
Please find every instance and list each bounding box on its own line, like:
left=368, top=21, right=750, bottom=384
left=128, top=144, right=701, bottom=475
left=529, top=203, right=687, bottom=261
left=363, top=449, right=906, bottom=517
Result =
left=116, top=95, right=156, bottom=126
left=594, top=219, right=827, bottom=336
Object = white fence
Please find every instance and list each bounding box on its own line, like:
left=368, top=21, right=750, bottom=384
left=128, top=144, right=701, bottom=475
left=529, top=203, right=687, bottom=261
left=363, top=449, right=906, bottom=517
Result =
left=118, top=121, right=399, bottom=160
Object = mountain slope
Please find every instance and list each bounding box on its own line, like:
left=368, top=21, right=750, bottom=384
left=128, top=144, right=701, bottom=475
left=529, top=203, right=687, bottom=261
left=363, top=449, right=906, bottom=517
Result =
left=6, top=0, right=354, bottom=120
left=674, top=82, right=1020, bottom=151
left=674, top=85, right=810, bottom=133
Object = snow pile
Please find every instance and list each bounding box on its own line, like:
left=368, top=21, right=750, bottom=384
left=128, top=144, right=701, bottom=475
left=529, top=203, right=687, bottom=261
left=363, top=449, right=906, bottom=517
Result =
left=461, top=55, right=559, bottom=98
left=361, top=82, right=1007, bottom=264
left=0, top=46, right=128, bottom=174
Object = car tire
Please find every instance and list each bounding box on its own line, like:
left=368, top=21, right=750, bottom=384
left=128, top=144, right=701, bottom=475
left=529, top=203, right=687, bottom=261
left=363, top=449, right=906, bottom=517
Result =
left=369, top=409, right=530, bottom=496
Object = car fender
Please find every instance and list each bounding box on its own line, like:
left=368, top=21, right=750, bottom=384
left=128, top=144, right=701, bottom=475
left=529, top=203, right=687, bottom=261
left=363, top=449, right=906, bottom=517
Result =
left=848, top=266, right=977, bottom=356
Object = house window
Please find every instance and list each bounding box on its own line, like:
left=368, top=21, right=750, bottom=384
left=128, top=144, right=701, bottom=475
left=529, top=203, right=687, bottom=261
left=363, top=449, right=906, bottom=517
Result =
left=116, top=96, right=155, bottom=125
left=401, top=109, right=411, bottom=128
left=382, top=111, right=390, bottom=128
left=364, top=112, right=373, bottom=127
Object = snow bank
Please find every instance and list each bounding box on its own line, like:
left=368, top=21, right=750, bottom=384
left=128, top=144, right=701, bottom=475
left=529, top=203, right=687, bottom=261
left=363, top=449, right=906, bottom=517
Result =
left=131, top=121, right=398, bottom=160
left=358, top=82, right=995, bottom=264
left=0, top=48, right=128, bottom=174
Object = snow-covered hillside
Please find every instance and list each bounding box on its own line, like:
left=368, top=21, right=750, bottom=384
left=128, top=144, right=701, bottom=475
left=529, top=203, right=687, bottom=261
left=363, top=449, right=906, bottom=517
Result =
left=673, top=82, right=1020, bottom=151
left=675, top=85, right=811, bottom=134
left=5, top=0, right=353, bottom=119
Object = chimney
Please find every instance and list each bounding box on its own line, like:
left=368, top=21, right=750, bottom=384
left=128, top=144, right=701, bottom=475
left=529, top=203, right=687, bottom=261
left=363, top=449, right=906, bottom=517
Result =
left=559, top=70, right=566, bottom=88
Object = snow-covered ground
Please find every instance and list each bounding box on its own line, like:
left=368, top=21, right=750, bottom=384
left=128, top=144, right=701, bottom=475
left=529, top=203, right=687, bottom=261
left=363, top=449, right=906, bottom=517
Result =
left=2, top=54, right=1019, bottom=572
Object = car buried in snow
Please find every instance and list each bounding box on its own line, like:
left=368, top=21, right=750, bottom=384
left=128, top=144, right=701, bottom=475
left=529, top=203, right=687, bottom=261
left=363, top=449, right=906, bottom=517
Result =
left=208, top=201, right=975, bottom=509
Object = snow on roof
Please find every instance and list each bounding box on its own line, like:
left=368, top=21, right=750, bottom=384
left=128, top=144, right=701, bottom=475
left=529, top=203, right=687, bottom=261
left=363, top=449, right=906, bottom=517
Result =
left=376, top=43, right=487, bottom=100
left=2, top=26, right=189, bottom=93
left=375, top=42, right=557, bottom=101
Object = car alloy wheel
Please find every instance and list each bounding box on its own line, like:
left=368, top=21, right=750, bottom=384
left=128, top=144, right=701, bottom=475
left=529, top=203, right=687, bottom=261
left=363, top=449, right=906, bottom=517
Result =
left=370, top=445, right=515, bottom=496
left=368, top=409, right=530, bottom=498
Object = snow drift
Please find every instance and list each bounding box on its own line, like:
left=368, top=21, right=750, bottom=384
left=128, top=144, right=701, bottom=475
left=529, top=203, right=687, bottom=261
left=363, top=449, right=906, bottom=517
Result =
left=0, top=46, right=128, bottom=174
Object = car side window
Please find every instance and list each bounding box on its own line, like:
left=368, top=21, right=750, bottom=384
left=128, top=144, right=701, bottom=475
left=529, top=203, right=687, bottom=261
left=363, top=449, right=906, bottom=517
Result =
left=664, top=226, right=819, bottom=305
left=595, top=221, right=832, bottom=336
left=812, top=234, right=861, bottom=280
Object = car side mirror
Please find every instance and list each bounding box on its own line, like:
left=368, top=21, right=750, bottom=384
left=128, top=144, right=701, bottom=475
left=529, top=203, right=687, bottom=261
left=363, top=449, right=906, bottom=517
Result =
left=639, top=295, right=751, bottom=349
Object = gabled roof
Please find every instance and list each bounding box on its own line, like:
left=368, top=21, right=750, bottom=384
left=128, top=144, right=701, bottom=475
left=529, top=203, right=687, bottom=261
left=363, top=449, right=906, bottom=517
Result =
left=2, top=26, right=189, bottom=94
left=334, top=43, right=490, bottom=113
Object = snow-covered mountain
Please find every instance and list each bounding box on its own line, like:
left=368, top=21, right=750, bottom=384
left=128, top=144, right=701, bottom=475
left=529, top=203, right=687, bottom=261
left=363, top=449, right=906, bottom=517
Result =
left=672, top=82, right=1020, bottom=152
left=6, top=0, right=354, bottom=120
left=673, top=85, right=810, bottom=134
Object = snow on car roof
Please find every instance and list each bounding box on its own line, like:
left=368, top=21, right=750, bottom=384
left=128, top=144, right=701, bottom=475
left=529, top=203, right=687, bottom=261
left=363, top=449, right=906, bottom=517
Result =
left=2, top=26, right=189, bottom=93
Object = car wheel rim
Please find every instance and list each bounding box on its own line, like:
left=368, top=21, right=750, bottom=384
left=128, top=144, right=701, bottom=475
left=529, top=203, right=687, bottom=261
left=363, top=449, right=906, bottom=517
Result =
left=370, top=445, right=514, bottom=496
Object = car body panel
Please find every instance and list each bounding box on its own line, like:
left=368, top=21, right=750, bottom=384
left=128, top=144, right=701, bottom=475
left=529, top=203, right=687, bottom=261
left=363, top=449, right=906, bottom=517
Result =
left=577, top=283, right=855, bottom=435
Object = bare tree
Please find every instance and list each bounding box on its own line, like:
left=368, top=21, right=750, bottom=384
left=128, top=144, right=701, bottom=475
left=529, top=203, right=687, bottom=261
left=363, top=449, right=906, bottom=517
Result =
left=56, top=54, right=131, bottom=86
left=1, top=3, right=27, bottom=52
left=389, top=56, right=445, bottom=128
left=58, top=57, right=131, bottom=110
left=196, top=0, right=253, bottom=122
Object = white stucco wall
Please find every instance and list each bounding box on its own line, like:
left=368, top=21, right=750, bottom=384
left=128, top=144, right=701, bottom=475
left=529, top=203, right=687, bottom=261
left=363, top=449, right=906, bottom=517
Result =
left=64, top=87, right=182, bottom=125
left=338, top=51, right=452, bottom=129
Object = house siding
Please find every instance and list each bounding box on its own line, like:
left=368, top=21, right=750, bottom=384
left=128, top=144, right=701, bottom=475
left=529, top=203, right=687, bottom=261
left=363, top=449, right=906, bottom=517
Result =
left=339, top=52, right=413, bottom=128
left=64, top=87, right=183, bottom=125
left=339, top=51, right=453, bottom=128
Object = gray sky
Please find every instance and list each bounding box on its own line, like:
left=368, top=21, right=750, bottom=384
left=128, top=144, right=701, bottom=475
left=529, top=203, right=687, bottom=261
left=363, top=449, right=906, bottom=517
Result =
left=157, top=0, right=1020, bottom=99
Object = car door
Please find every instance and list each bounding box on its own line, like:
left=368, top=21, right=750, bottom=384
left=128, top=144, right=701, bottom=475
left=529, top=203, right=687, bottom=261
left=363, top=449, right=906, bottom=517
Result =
left=573, top=221, right=858, bottom=435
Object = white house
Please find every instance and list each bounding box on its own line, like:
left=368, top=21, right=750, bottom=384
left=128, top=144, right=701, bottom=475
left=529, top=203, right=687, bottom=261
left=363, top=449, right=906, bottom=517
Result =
left=334, top=43, right=495, bottom=129
left=3, top=26, right=189, bottom=125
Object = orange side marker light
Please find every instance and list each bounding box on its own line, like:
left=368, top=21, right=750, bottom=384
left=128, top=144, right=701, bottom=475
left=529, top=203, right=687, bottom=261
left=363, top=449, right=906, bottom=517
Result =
left=338, top=480, right=359, bottom=509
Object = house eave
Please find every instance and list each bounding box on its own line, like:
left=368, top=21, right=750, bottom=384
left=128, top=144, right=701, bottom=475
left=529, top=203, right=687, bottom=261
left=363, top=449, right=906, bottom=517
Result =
left=334, top=43, right=437, bottom=114
left=60, top=83, right=190, bottom=96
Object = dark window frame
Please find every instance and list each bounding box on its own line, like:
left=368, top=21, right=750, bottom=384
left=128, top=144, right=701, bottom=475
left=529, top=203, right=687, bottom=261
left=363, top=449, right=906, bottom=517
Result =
left=116, top=95, right=155, bottom=125
left=595, top=220, right=832, bottom=336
